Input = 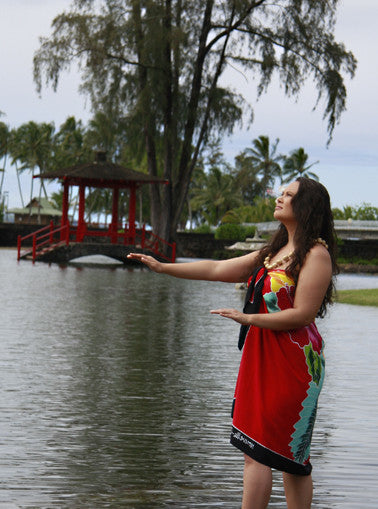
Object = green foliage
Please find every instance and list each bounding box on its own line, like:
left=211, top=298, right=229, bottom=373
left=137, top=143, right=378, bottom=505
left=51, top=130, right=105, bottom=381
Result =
left=281, top=148, right=319, bottom=183
left=332, top=203, right=378, bottom=220
left=222, top=197, right=276, bottom=224
left=337, top=256, right=378, bottom=266
left=8, top=121, right=56, bottom=207
left=53, top=116, right=90, bottom=168
left=214, top=224, right=256, bottom=241
left=10, top=121, right=55, bottom=174
left=192, top=224, right=212, bottom=234
left=232, top=136, right=282, bottom=203
left=33, top=0, right=356, bottom=239
left=189, top=146, right=242, bottom=226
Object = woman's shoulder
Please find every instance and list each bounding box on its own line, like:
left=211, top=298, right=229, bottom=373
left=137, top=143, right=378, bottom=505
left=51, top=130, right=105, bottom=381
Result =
left=303, top=242, right=332, bottom=270
left=308, top=242, right=331, bottom=258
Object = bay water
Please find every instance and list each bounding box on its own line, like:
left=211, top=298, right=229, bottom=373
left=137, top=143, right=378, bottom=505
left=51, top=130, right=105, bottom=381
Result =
left=1, top=249, right=377, bottom=508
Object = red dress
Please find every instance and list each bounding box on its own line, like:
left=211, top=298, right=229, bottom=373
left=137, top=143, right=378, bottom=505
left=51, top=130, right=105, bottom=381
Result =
left=231, top=267, right=325, bottom=475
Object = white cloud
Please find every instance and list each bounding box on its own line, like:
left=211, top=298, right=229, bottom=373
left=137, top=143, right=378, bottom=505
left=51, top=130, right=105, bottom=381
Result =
left=0, top=0, right=377, bottom=209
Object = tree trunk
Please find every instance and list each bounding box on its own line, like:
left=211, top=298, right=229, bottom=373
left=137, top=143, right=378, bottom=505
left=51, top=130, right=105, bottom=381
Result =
left=15, top=163, right=25, bottom=208
left=29, top=167, right=35, bottom=219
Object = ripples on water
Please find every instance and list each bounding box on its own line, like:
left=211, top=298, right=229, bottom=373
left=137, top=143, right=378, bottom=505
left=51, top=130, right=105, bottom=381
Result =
left=0, top=250, right=377, bottom=508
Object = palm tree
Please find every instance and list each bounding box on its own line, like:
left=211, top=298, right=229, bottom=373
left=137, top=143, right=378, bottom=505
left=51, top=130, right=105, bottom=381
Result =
left=8, top=129, right=25, bottom=207
left=185, top=162, right=207, bottom=229
left=0, top=121, right=10, bottom=200
left=242, top=135, right=283, bottom=194
left=233, top=152, right=265, bottom=204
left=222, top=196, right=277, bottom=224
left=53, top=116, right=92, bottom=220
left=281, top=147, right=319, bottom=183
left=190, top=166, right=241, bottom=225
left=84, top=111, right=121, bottom=161
left=54, top=116, right=90, bottom=168
left=9, top=121, right=55, bottom=219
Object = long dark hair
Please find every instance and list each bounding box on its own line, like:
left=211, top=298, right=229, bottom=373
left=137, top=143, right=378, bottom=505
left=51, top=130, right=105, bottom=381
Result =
left=257, top=177, right=339, bottom=316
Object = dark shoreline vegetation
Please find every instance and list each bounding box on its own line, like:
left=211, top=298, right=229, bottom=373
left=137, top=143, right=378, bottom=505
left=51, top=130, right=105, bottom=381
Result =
left=1, top=223, right=377, bottom=273
left=2, top=245, right=376, bottom=275
left=337, top=263, right=378, bottom=274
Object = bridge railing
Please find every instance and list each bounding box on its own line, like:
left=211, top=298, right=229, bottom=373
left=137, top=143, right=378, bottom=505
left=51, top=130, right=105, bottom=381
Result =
left=17, top=221, right=176, bottom=263
left=70, top=223, right=176, bottom=262
left=138, top=225, right=176, bottom=262
left=17, top=221, right=70, bottom=262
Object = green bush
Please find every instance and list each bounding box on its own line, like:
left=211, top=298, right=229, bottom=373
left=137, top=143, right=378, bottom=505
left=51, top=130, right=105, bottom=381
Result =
left=337, top=256, right=378, bottom=266
left=192, top=224, right=212, bottom=234
left=215, top=223, right=256, bottom=240
left=221, top=198, right=276, bottom=224
left=332, top=203, right=378, bottom=220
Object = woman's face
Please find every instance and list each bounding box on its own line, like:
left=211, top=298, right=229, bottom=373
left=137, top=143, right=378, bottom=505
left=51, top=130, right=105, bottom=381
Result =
left=273, top=181, right=299, bottom=223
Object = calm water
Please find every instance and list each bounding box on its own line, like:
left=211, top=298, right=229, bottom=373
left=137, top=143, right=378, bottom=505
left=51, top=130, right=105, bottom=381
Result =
left=0, top=249, right=378, bottom=508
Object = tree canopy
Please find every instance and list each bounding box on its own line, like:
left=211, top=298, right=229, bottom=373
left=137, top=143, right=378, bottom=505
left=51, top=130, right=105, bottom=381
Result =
left=34, top=0, right=356, bottom=240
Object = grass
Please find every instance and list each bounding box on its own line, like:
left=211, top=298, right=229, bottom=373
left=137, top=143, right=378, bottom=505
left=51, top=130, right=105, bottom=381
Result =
left=336, top=288, right=378, bottom=307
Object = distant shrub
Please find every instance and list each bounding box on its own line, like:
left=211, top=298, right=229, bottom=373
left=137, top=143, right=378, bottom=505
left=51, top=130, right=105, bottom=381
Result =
left=221, top=197, right=276, bottom=224
left=215, top=223, right=256, bottom=240
left=192, top=224, right=212, bottom=234
left=332, top=203, right=378, bottom=220
left=337, top=256, right=378, bottom=266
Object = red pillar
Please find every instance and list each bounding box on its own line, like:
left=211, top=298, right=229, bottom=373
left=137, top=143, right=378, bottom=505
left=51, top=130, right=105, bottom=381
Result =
left=60, top=180, right=70, bottom=241
left=77, top=184, right=86, bottom=242
left=128, top=183, right=136, bottom=245
left=111, top=187, right=119, bottom=244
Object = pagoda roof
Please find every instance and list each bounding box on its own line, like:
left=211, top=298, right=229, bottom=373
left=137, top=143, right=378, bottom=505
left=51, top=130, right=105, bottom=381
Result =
left=35, top=160, right=168, bottom=188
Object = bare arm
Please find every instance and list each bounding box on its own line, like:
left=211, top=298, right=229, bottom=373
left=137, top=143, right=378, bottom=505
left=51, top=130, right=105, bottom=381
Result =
left=127, top=250, right=260, bottom=283
left=211, top=245, right=332, bottom=329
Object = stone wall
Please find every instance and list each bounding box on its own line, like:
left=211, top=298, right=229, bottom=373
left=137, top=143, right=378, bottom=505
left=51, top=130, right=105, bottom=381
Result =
left=175, top=232, right=231, bottom=259
left=0, top=223, right=39, bottom=247
left=338, top=239, right=377, bottom=260
left=175, top=232, right=378, bottom=261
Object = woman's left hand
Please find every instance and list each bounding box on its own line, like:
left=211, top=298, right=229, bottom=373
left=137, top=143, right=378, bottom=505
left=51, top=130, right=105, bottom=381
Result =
left=210, top=308, right=252, bottom=325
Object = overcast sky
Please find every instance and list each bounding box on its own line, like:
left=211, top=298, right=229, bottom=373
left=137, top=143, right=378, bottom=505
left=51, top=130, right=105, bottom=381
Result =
left=0, top=0, right=377, bottom=210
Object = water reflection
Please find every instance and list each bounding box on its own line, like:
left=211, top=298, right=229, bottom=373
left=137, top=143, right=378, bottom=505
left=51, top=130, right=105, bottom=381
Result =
left=0, top=249, right=377, bottom=507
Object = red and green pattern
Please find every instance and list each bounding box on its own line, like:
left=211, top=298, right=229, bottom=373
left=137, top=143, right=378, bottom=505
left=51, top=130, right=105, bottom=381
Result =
left=231, top=268, right=325, bottom=475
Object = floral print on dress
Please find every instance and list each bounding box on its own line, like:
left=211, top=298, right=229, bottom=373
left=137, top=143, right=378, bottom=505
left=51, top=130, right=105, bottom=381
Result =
left=261, top=270, right=325, bottom=464
left=263, top=270, right=324, bottom=354
left=263, top=270, right=295, bottom=314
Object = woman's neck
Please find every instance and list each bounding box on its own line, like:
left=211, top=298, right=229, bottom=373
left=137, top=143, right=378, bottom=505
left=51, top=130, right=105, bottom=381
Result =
left=283, top=221, right=297, bottom=250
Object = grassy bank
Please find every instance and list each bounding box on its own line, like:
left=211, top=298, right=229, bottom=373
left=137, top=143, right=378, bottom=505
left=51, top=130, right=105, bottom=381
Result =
left=336, top=288, right=378, bottom=307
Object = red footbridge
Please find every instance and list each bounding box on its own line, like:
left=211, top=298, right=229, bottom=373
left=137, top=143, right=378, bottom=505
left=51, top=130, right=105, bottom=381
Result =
left=17, top=221, right=176, bottom=264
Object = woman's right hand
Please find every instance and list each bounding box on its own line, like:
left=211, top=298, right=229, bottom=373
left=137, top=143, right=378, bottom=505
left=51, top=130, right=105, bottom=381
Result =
left=127, top=253, right=164, bottom=273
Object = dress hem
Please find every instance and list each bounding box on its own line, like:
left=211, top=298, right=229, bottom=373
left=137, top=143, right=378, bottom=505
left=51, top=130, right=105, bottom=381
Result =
left=230, top=426, right=312, bottom=476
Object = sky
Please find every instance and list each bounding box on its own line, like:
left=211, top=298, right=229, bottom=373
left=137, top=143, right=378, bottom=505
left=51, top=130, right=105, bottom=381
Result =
left=0, top=0, right=377, bottom=210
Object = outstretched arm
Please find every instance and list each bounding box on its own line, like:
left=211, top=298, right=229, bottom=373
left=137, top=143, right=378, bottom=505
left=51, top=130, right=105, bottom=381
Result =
left=127, top=250, right=260, bottom=283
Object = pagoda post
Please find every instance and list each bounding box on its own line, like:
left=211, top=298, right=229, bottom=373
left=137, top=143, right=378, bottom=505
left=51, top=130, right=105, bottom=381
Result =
left=110, top=186, right=119, bottom=244
left=77, top=184, right=86, bottom=242
left=60, top=180, right=70, bottom=241
left=128, top=183, right=137, bottom=245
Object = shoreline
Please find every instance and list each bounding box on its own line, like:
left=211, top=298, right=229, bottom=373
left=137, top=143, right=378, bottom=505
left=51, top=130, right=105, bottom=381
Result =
left=1, top=247, right=376, bottom=275
left=338, top=263, right=377, bottom=275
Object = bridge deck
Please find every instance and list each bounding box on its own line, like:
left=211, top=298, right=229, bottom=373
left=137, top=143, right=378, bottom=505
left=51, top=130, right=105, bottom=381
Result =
left=19, top=242, right=170, bottom=264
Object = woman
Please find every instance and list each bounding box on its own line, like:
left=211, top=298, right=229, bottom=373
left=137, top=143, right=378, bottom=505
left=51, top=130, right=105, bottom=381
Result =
left=128, top=177, right=338, bottom=509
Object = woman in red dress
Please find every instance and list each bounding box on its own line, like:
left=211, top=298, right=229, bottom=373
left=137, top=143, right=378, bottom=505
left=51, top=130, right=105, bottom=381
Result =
left=128, top=177, right=338, bottom=509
